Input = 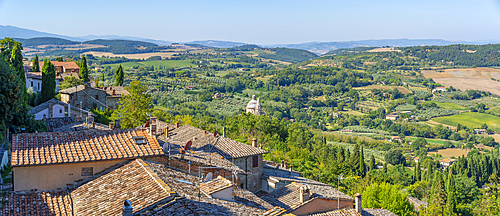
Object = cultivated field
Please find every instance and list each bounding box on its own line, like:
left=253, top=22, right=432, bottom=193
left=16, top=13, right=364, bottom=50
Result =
left=428, top=148, right=469, bottom=158
left=433, top=112, right=500, bottom=132
left=101, top=60, right=195, bottom=69
left=353, top=85, right=412, bottom=94
left=422, top=101, right=468, bottom=110
left=422, top=68, right=500, bottom=95
left=366, top=47, right=401, bottom=52
left=83, top=51, right=179, bottom=59
left=406, top=137, right=462, bottom=146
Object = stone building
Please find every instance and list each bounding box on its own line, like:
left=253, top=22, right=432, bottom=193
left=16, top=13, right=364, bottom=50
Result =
left=28, top=98, right=93, bottom=121
left=59, top=84, right=128, bottom=111
left=246, top=95, right=262, bottom=115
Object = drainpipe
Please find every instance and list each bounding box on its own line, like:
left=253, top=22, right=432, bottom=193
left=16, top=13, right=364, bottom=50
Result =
left=245, top=156, right=248, bottom=190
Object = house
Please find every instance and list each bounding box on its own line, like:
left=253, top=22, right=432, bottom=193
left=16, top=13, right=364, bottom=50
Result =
left=10, top=128, right=164, bottom=191
left=392, top=136, right=403, bottom=142
left=25, top=72, right=42, bottom=92
left=246, top=95, right=263, bottom=115
left=59, top=84, right=129, bottom=111
left=439, top=158, right=456, bottom=167
left=432, top=87, right=447, bottom=93
left=213, top=92, right=222, bottom=99
left=39, top=61, right=80, bottom=74
left=102, top=86, right=129, bottom=110
left=474, top=129, right=487, bottom=134
left=28, top=98, right=93, bottom=121
left=414, top=157, right=421, bottom=163
left=331, top=112, right=340, bottom=118
left=386, top=114, right=399, bottom=120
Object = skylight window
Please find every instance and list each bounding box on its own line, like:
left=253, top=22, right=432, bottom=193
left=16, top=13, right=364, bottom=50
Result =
left=134, top=136, right=147, bottom=144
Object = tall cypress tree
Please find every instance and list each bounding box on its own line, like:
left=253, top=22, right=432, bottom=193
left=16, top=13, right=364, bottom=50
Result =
left=41, top=59, right=56, bottom=102
left=359, top=146, right=366, bottom=177
left=32, top=54, right=40, bottom=72
left=446, top=173, right=457, bottom=213
left=427, top=162, right=434, bottom=182
left=369, top=154, right=376, bottom=171
left=383, top=163, right=388, bottom=173
left=79, top=56, right=89, bottom=82
left=416, top=162, right=421, bottom=181
left=430, top=172, right=447, bottom=215
left=11, top=42, right=27, bottom=103
left=116, top=64, right=124, bottom=86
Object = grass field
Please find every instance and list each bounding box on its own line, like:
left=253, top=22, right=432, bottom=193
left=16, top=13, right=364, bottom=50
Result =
left=102, top=60, right=195, bottom=69
left=433, top=112, right=500, bottom=132
left=491, top=106, right=500, bottom=115
left=428, top=148, right=469, bottom=158
left=339, top=110, right=366, bottom=116
left=422, top=68, right=500, bottom=96
left=406, top=137, right=462, bottom=146
left=353, top=85, right=412, bottom=94
left=423, top=101, right=468, bottom=110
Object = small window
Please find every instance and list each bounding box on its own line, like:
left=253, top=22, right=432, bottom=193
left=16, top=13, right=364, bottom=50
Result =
left=31, top=81, right=33, bottom=87
left=134, top=136, right=147, bottom=144
left=252, top=155, right=259, bottom=168
left=59, top=109, right=62, bottom=113
left=38, top=83, right=40, bottom=90
left=82, top=167, right=93, bottom=176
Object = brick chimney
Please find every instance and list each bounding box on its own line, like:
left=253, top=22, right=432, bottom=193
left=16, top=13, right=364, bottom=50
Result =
left=252, top=138, right=257, bottom=148
left=109, top=122, right=115, bottom=130
left=114, top=119, right=121, bottom=129
left=222, top=126, right=226, bottom=138
left=355, top=193, right=362, bottom=213
left=123, top=200, right=133, bottom=216
left=175, top=121, right=179, bottom=128
left=48, top=101, right=53, bottom=118
left=299, top=185, right=311, bottom=203
left=149, top=117, right=157, bottom=137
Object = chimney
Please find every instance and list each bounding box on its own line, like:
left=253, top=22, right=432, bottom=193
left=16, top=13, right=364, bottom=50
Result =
left=299, top=185, right=310, bottom=203
left=123, top=200, right=133, bottom=216
left=92, top=122, right=95, bottom=128
left=204, top=130, right=207, bottom=135
left=109, top=122, right=115, bottom=130
left=355, top=193, right=362, bottom=213
left=281, top=160, right=284, bottom=168
left=150, top=117, right=157, bottom=136
left=175, top=121, right=179, bottom=128
left=110, top=86, right=112, bottom=90
left=112, top=89, right=115, bottom=95
left=284, top=161, right=288, bottom=169
left=86, top=116, right=94, bottom=126
left=114, top=119, right=121, bottom=129
left=222, top=126, right=226, bottom=138
left=252, top=138, right=257, bottom=148
left=290, top=165, right=293, bottom=175
left=48, top=101, right=53, bottom=118
left=67, top=103, right=71, bottom=118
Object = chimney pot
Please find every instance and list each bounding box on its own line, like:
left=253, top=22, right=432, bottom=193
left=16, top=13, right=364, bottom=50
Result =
left=109, top=122, right=115, bottom=130
left=166, top=127, right=170, bottom=138
left=252, top=138, right=257, bottom=148
left=284, top=161, right=288, bottom=169
left=112, top=89, right=116, bottom=95
left=355, top=193, right=362, bottom=213
left=175, top=122, right=180, bottom=128
left=281, top=160, right=284, bottom=168
left=114, top=119, right=121, bottom=129
left=299, top=185, right=310, bottom=203
left=223, top=126, right=226, bottom=138
left=150, top=117, right=157, bottom=136
left=123, top=200, right=133, bottom=216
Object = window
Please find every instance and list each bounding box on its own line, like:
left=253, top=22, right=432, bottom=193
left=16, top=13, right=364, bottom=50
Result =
left=31, top=81, right=33, bottom=87
left=59, top=109, right=62, bottom=113
left=252, top=156, right=259, bottom=168
left=37, top=83, right=40, bottom=90
left=81, top=167, right=93, bottom=176
left=134, top=136, right=147, bottom=144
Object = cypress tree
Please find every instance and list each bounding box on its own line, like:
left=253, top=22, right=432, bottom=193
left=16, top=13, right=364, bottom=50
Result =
left=11, top=42, right=27, bottom=103
left=351, top=144, right=360, bottom=174
left=359, top=146, right=366, bottom=177
left=369, top=154, right=375, bottom=171
left=430, top=172, right=447, bottom=215
left=116, top=64, right=124, bottom=86
left=416, top=162, right=421, bottom=181
left=446, top=173, right=457, bottom=213
left=383, top=163, right=388, bottom=173
left=79, top=56, right=89, bottom=82
left=41, top=59, right=56, bottom=102
left=427, top=162, right=434, bottom=182
left=32, top=54, right=40, bottom=72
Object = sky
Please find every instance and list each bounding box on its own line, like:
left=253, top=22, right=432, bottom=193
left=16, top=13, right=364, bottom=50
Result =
left=1, top=0, right=500, bottom=44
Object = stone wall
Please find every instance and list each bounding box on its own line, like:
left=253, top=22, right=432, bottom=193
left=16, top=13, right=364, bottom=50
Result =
left=233, top=155, right=263, bottom=193
left=63, top=86, right=107, bottom=110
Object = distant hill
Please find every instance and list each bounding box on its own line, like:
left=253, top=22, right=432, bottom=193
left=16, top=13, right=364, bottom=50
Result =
left=0, top=25, right=82, bottom=41
left=189, top=40, right=246, bottom=48
left=78, top=35, right=171, bottom=45
left=259, top=48, right=318, bottom=63
left=84, top=39, right=158, bottom=47
left=15, top=37, right=80, bottom=47
left=324, top=47, right=379, bottom=55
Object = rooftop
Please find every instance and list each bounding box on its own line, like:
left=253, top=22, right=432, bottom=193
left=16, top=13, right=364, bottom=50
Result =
left=11, top=129, right=163, bottom=167
left=310, top=207, right=398, bottom=216
left=261, top=182, right=353, bottom=212
left=0, top=191, right=73, bottom=216
left=28, top=98, right=93, bottom=117
left=39, top=61, right=79, bottom=69
left=200, top=176, right=234, bottom=196
left=59, top=84, right=105, bottom=94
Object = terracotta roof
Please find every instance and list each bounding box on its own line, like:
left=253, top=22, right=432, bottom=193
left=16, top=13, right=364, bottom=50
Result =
left=0, top=191, right=73, bottom=216
left=26, top=72, right=42, bottom=79
left=28, top=98, right=93, bottom=117
left=144, top=160, right=272, bottom=215
left=59, top=84, right=105, bottom=94
left=261, top=182, right=353, bottom=211
left=39, top=61, right=79, bottom=69
left=102, top=86, right=129, bottom=97
left=310, top=207, right=397, bottom=216
left=259, top=206, right=289, bottom=215
left=58, top=72, right=80, bottom=80
left=200, top=176, right=234, bottom=196
left=71, top=159, right=176, bottom=215
left=51, top=121, right=111, bottom=132
left=138, top=119, right=175, bottom=135
left=11, top=129, right=163, bottom=167
left=166, top=124, right=267, bottom=159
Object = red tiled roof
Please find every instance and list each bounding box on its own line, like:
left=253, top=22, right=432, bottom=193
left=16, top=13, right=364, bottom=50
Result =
left=39, top=61, right=80, bottom=69
left=0, top=191, right=73, bottom=216
left=11, top=129, right=163, bottom=167
left=71, top=159, right=176, bottom=215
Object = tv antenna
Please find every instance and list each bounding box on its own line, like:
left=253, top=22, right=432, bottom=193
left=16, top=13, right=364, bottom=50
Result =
left=337, top=173, right=348, bottom=209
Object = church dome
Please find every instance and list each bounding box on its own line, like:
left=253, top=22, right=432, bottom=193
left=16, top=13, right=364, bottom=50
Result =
left=246, top=95, right=258, bottom=108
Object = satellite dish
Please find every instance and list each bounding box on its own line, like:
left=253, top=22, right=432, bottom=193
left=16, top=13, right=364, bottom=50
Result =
left=162, top=143, right=170, bottom=153
left=204, top=172, right=213, bottom=182
left=185, top=140, right=192, bottom=151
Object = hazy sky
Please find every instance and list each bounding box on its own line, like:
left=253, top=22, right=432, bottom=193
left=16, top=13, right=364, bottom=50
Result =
left=1, top=0, right=499, bottom=44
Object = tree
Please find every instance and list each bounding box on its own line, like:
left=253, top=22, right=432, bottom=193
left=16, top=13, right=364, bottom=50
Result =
left=412, top=137, right=428, bottom=151
left=362, top=182, right=415, bottom=216
left=359, top=145, right=366, bottom=177
left=41, top=59, right=56, bottom=103
left=79, top=56, right=89, bottom=82
left=369, top=154, right=376, bottom=171
left=416, top=162, right=421, bottom=181
left=0, top=50, right=22, bottom=128
left=11, top=42, right=27, bottom=103
left=425, top=172, right=448, bottom=215
left=111, top=81, right=152, bottom=128
left=32, top=54, right=40, bottom=72
left=385, top=149, right=405, bottom=165
left=446, top=173, right=457, bottom=213
left=116, top=64, right=124, bottom=86
left=59, top=76, right=83, bottom=90
left=383, top=162, right=388, bottom=173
